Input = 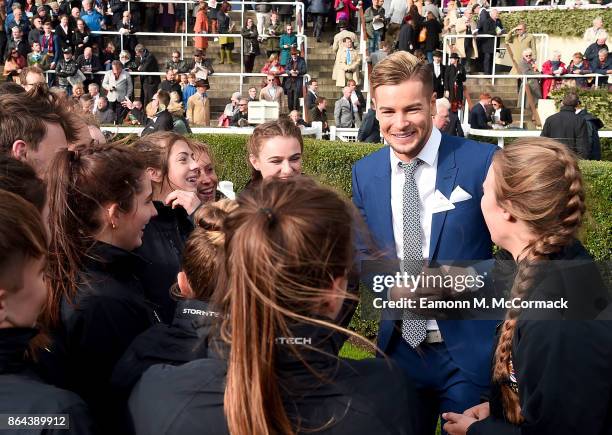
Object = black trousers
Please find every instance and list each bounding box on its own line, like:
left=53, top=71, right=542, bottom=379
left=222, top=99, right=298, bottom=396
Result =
left=243, top=54, right=256, bottom=73
left=286, top=85, right=301, bottom=111
left=481, top=52, right=493, bottom=75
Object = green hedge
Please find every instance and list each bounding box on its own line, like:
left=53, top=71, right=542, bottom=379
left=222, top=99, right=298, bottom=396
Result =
left=500, top=9, right=612, bottom=38
left=196, top=134, right=612, bottom=337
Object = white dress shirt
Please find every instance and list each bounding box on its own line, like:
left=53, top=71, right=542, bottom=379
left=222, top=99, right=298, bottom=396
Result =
left=390, top=127, right=442, bottom=330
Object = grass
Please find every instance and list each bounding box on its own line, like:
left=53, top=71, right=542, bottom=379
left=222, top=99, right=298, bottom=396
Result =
left=339, top=342, right=375, bottom=360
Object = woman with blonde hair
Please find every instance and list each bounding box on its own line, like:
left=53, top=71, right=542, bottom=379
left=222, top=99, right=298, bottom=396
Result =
left=129, top=177, right=419, bottom=435
left=443, top=138, right=612, bottom=435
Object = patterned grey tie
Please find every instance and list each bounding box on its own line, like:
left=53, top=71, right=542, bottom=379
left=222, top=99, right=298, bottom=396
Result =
left=399, top=159, right=427, bottom=348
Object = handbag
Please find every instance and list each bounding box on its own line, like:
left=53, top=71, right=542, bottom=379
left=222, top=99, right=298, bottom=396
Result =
left=335, top=0, right=345, bottom=11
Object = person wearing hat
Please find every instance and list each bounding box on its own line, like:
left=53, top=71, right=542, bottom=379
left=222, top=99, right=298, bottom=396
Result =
left=282, top=47, right=306, bottom=112
left=429, top=50, right=445, bottom=99
left=443, top=52, right=466, bottom=107
left=186, top=49, right=214, bottom=84
left=186, top=79, right=210, bottom=126
left=55, top=46, right=80, bottom=95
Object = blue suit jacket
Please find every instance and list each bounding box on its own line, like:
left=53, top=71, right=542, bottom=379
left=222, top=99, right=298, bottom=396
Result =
left=469, top=103, right=491, bottom=130
left=352, top=133, right=498, bottom=386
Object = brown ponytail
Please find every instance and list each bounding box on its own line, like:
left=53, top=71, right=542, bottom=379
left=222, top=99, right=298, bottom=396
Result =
left=45, top=144, right=147, bottom=327
left=490, top=138, right=585, bottom=423
left=217, top=177, right=357, bottom=435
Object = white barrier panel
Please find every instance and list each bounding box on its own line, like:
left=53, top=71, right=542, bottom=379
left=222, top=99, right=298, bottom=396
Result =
left=101, top=125, right=322, bottom=137
left=469, top=128, right=612, bottom=148
left=248, top=101, right=280, bottom=124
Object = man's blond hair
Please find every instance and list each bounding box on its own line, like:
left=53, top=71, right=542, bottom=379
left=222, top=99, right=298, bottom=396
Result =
left=370, top=51, right=433, bottom=96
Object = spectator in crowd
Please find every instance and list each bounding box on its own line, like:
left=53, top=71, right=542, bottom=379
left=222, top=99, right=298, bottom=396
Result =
left=88, top=82, right=101, bottom=112
left=159, top=69, right=182, bottom=95
left=116, top=11, right=138, bottom=56
left=28, top=16, right=43, bottom=48
left=541, top=92, right=590, bottom=158
left=158, top=4, right=175, bottom=34
left=101, top=40, right=118, bottom=71
left=217, top=1, right=234, bottom=65
left=454, top=8, right=478, bottom=73
left=55, top=47, right=79, bottom=95
left=254, top=0, right=271, bottom=35
left=263, top=11, right=283, bottom=58
left=517, top=47, right=542, bottom=99
left=76, top=46, right=101, bottom=86
left=443, top=52, right=465, bottom=106
left=7, top=26, right=28, bottom=58
left=592, top=48, right=612, bottom=86
left=3, top=47, right=26, bottom=80
left=540, top=50, right=567, bottom=99
left=489, top=8, right=504, bottom=35
left=576, top=100, right=603, bottom=160
left=261, top=53, right=285, bottom=76
left=423, top=0, right=442, bottom=23
left=182, top=73, right=197, bottom=107
left=371, top=39, right=390, bottom=65
left=5, top=7, right=29, bottom=38
left=444, top=101, right=464, bottom=137
left=168, top=92, right=190, bottom=133
left=282, top=48, right=307, bottom=112
left=241, top=17, right=260, bottom=73
left=80, top=0, right=104, bottom=33
left=334, top=86, right=356, bottom=128
left=430, top=50, right=445, bottom=98
left=490, top=96, right=512, bottom=128
left=398, top=15, right=416, bottom=54
left=230, top=97, right=249, bottom=127
left=119, top=50, right=137, bottom=71
left=279, top=24, right=297, bottom=67
left=135, top=43, right=160, bottom=106
left=289, top=109, right=307, bottom=128
left=306, top=78, right=318, bottom=109
left=308, top=0, right=328, bottom=42
left=365, top=0, right=385, bottom=54
left=218, top=91, right=241, bottom=126
left=72, top=19, right=91, bottom=57
left=72, top=82, right=85, bottom=100
left=348, top=79, right=365, bottom=127
left=583, top=16, right=606, bottom=44
left=357, top=107, right=381, bottom=142
left=166, top=50, right=187, bottom=74
left=276, top=0, right=293, bottom=25
left=102, top=60, right=133, bottom=123
left=443, top=0, right=459, bottom=34
left=422, top=11, right=442, bottom=64
left=80, top=93, right=94, bottom=113
left=27, top=40, right=43, bottom=66
left=332, top=37, right=361, bottom=87
left=55, top=14, right=73, bottom=50
left=123, top=90, right=174, bottom=135
left=332, top=20, right=356, bottom=54
left=126, top=99, right=143, bottom=124
left=186, top=79, right=210, bottom=126
left=567, top=52, right=592, bottom=88
left=193, top=0, right=210, bottom=51
left=94, top=95, right=115, bottom=124
left=334, top=0, right=359, bottom=28
left=469, top=92, right=491, bottom=129
left=310, top=96, right=329, bottom=134
left=179, top=73, right=189, bottom=91
left=108, top=0, right=127, bottom=30
left=19, top=65, right=45, bottom=91
left=432, top=96, right=451, bottom=131
left=506, top=22, right=537, bottom=74
left=584, top=33, right=608, bottom=67
left=385, top=0, right=407, bottom=49
left=39, top=21, right=59, bottom=70
left=260, top=74, right=285, bottom=109
left=187, top=49, right=214, bottom=82
left=247, top=86, right=258, bottom=102
left=475, top=5, right=496, bottom=75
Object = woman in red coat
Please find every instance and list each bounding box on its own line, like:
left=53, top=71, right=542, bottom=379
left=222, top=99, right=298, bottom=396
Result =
left=541, top=50, right=567, bottom=99
left=334, top=0, right=359, bottom=24
left=193, top=0, right=209, bottom=51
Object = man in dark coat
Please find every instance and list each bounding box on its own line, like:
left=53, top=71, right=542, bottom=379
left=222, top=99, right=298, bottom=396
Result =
left=123, top=89, right=174, bottom=135
left=443, top=53, right=466, bottom=106
left=475, top=5, right=496, bottom=75
left=429, top=50, right=445, bottom=98
left=357, top=108, right=381, bottom=143
left=468, top=92, right=491, bottom=130
left=541, top=92, right=590, bottom=159
left=576, top=104, right=604, bottom=161
left=159, top=69, right=182, bottom=95
left=282, top=48, right=307, bottom=112
left=422, top=11, right=442, bottom=63
left=135, top=43, right=161, bottom=106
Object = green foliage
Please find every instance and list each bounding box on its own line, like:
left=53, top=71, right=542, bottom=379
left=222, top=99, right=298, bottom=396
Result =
left=549, top=88, right=612, bottom=129
left=194, top=134, right=612, bottom=337
left=339, top=342, right=375, bottom=360
left=500, top=9, right=612, bottom=38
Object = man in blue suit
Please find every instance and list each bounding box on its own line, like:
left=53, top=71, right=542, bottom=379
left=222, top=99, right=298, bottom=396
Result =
left=352, top=51, right=498, bottom=435
left=468, top=93, right=492, bottom=130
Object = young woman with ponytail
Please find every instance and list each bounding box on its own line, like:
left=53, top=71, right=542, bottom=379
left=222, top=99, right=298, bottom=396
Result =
left=131, top=132, right=220, bottom=322
left=0, top=190, right=95, bottom=434
left=112, top=199, right=236, bottom=393
left=45, top=144, right=158, bottom=433
left=443, top=138, right=612, bottom=435
left=128, top=177, right=419, bottom=435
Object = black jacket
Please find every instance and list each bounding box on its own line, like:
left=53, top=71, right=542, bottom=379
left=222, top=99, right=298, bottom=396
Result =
left=577, top=109, right=603, bottom=161
left=422, top=18, right=441, bottom=52
left=398, top=23, right=416, bottom=52
left=429, top=62, right=445, bottom=99
left=0, top=328, right=96, bottom=435
left=129, top=323, right=419, bottom=435
left=137, top=49, right=161, bottom=86
left=134, top=201, right=194, bottom=323
left=59, top=242, right=158, bottom=434
left=159, top=79, right=182, bottom=95
left=112, top=299, right=220, bottom=393
left=357, top=108, right=381, bottom=143
left=541, top=106, right=590, bottom=158
left=469, top=103, right=490, bottom=130
left=476, top=10, right=496, bottom=53
left=444, top=110, right=464, bottom=137
left=241, top=25, right=260, bottom=56
left=133, top=109, right=175, bottom=136
left=443, top=63, right=466, bottom=104
left=469, top=241, right=612, bottom=435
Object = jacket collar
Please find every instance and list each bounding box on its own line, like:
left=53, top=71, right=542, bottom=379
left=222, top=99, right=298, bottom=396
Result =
left=0, top=328, right=38, bottom=375
left=171, top=299, right=221, bottom=333
left=84, top=241, right=148, bottom=276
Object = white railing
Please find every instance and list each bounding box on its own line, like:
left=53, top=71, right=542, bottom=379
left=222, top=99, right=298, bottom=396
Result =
left=468, top=3, right=611, bottom=11
left=100, top=124, right=323, bottom=137
left=468, top=128, right=612, bottom=147
left=442, top=33, right=549, bottom=85
left=329, top=126, right=359, bottom=142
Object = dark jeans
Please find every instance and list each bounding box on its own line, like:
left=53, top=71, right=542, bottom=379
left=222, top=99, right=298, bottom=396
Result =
left=243, top=54, right=256, bottom=73
left=286, top=84, right=301, bottom=111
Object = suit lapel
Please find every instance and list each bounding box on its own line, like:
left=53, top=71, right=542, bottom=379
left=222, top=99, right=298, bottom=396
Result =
left=429, top=138, right=457, bottom=261
left=373, top=153, right=395, bottom=256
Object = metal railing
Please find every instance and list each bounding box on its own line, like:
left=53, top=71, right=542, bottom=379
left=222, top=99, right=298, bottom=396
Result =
left=468, top=128, right=612, bottom=147
left=442, top=33, right=549, bottom=85
left=100, top=124, right=323, bottom=137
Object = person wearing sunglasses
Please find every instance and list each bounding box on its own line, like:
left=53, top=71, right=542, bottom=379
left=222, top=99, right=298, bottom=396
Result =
left=230, top=98, right=249, bottom=127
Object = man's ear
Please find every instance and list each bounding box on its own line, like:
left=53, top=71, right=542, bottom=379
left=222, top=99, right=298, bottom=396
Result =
left=430, top=92, right=437, bottom=114
left=11, top=140, right=28, bottom=161
left=147, top=167, right=163, bottom=184
left=248, top=154, right=260, bottom=171
left=177, top=271, right=195, bottom=299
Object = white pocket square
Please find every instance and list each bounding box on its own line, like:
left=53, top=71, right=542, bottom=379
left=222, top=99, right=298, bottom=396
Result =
left=449, top=186, right=472, bottom=204
left=432, top=190, right=455, bottom=213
